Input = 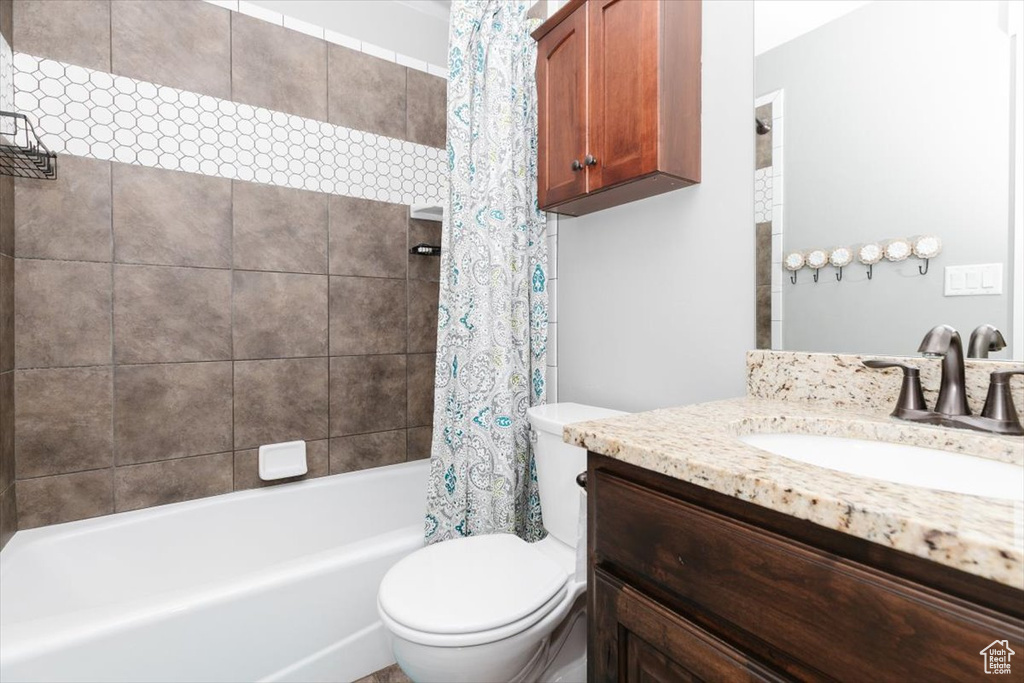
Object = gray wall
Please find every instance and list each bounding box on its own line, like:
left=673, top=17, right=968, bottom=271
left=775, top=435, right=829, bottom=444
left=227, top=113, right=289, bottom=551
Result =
left=757, top=1, right=1012, bottom=357
left=0, top=0, right=16, bottom=550
left=250, top=0, right=449, bottom=67
left=558, top=0, right=756, bottom=413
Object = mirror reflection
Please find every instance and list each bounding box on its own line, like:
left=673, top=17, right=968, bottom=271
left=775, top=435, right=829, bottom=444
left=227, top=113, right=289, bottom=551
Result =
left=753, top=0, right=1021, bottom=359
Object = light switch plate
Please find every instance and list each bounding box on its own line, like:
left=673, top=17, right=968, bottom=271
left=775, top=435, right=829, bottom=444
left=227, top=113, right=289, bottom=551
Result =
left=258, top=440, right=308, bottom=481
left=944, top=263, right=1003, bottom=297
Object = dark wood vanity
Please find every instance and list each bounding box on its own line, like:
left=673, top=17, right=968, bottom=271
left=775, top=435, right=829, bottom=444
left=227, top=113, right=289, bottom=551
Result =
left=532, top=0, right=701, bottom=216
left=588, top=454, right=1024, bottom=682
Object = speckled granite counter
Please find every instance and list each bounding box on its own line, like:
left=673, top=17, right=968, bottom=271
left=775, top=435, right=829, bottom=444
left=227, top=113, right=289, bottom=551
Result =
left=565, top=398, right=1024, bottom=589
left=747, top=350, right=1024, bottom=423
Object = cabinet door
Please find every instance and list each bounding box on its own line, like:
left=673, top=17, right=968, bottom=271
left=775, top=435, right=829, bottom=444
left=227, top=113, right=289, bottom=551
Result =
left=591, top=569, right=786, bottom=683
left=593, top=468, right=1024, bottom=682
left=586, top=0, right=660, bottom=191
left=536, top=5, right=588, bottom=209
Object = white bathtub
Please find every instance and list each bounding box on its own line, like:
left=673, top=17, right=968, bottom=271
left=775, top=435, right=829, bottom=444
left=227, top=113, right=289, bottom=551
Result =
left=0, top=460, right=430, bottom=683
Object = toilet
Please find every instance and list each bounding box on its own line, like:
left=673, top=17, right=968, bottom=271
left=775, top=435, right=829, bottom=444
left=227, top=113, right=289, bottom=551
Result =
left=377, top=402, right=626, bottom=683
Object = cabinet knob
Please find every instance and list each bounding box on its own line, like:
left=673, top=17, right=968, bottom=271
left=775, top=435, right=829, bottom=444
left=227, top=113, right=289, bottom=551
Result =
left=585, top=154, right=598, bottom=166
left=571, top=159, right=583, bottom=171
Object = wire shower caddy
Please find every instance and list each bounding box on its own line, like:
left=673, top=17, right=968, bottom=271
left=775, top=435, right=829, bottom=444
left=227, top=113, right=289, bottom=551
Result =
left=0, top=110, right=57, bottom=180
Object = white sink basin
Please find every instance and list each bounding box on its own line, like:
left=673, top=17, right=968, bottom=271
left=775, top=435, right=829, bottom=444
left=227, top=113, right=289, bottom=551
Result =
left=739, top=433, right=1024, bottom=501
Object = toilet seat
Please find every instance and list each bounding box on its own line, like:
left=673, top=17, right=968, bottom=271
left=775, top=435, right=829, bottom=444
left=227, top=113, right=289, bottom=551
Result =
left=379, top=583, right=568, bottom=648
left=377, top=534, right=571, bottom=648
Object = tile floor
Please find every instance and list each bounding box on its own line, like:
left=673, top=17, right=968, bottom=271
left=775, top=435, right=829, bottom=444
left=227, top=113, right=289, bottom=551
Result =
left=355, top=663, right=412, bottom=683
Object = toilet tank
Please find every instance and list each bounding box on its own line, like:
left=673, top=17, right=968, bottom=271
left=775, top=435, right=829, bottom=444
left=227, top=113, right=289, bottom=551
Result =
left=527, top=403, right=627, bottom=547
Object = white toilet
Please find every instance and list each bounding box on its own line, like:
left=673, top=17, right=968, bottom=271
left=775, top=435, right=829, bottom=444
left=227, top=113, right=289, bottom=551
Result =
left=377, top=402, right=626, bottom=683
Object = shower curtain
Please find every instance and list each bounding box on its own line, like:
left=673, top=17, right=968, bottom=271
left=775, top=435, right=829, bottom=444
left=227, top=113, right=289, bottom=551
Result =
left=424, top=0, right=548, bottom=544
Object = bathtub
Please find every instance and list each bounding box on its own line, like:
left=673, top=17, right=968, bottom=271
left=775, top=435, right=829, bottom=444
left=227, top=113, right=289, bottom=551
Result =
left=0, top=459, right=430, bottom=683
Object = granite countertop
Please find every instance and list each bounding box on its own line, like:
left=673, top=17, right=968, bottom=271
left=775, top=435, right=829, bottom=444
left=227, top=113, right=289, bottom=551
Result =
left=565, top=398, right=1024, bottom=589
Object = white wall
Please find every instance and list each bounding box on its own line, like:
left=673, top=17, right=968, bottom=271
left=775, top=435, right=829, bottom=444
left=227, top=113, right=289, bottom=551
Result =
left=758, top=1, right=1012, bottom=357
left=1013, top=1, right=1024, bottom=360
left=249, top=0, right=450, bottom=66
left=558, top=1, right=755, bottom=413
left=754, top=0, right=873, bottom=55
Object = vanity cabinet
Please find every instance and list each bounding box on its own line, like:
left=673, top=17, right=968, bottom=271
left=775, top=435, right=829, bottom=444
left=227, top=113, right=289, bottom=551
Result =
left=588, top=454, right=1024, bottom=682
left=533, top=0, right=701, bottom=216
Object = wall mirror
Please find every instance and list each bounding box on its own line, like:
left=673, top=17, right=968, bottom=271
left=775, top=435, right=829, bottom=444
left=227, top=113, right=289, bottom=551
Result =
left=753, top=0, right=1022, bottom=360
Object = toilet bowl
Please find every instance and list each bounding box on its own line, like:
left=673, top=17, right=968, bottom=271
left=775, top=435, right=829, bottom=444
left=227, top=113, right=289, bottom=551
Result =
left=377, top=402, right=626, bottom=683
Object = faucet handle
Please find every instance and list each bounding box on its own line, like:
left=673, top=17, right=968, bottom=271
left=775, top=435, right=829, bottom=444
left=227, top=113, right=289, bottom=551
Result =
left=968, top=324, right=1006, bottom=358
left=864, top=360, right=918, bottom=373
left=863, top=360, right=929, bottom=418
left=980, top=370, right=1024, bottom=435
left=988, top=368, right=1024, bottom=382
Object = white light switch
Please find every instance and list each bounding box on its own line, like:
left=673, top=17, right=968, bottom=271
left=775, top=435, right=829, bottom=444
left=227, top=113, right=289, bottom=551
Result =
left=259, top=440, right=308, bottom=480
left=944, top=263, right=1003, bottom=297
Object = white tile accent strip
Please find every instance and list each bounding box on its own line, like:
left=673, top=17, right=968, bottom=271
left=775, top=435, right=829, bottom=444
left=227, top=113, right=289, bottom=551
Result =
left=548, top=279, right=557, bottom=323
left=547, top=233, right=558, bottom=279
left=283, top=15, right=326, bottom=40
left=427, top=64, right=449, bottom=79
left=205, top=0, right=447, bottom=79
left=237, top=0, right=283, bottom=25
left=325, top=29, right=362, bottom=52
left=545, top=215, right=558, bottom=371
left=0, top=33, right=13, bottom=116
left=396, top=53, right=430, bottom=73
left=547, top=322, right=558, bottom=365
left=13, top=53, right=447, bottom=206
left=361, top=42, right=397, bottom=63
left=204, top=0, right=238, bottom=11
left=754, top=167, right=772, bottom=223
left=545, top=365, right=558, bottom=403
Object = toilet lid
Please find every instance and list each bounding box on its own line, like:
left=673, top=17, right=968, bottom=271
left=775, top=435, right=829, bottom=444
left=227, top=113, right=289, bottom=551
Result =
left=378, top=534, right=567, bottom=635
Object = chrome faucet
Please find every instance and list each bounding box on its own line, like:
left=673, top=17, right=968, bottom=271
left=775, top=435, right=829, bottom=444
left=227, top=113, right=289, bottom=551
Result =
left=917, top=324, right=970, bottom=416
left=864, top=324, right=1024, bottom=436
left=967, top=324, right=1006, bottom=359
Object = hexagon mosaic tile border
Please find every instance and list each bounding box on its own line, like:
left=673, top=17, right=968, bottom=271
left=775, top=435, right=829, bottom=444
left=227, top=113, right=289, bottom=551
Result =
left=12, top=52, right=447, bottom=205
left=754, top=167, right=772, bottom=224
left=1, top=34, right=13, bottom=118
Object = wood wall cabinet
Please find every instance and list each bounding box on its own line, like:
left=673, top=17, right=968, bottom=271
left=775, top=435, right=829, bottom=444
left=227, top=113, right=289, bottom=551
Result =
left=533, top=0, right=701, bottom=217
left=588, top=454, right=1024, bottom=682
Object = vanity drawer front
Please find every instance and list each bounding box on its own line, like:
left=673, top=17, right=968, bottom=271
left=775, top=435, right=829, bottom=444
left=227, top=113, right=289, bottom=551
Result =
left=592, top=568, right=786, bottom=683
left=592, top=470, right=1024, bottom=682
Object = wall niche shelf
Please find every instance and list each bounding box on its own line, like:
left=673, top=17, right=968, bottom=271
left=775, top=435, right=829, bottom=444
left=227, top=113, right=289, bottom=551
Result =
left=410, top=204, right=443, bottom=222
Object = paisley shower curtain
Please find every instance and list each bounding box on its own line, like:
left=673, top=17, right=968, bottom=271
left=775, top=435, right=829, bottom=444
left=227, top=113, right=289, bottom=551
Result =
left=424, top=0, right=548, bottom=544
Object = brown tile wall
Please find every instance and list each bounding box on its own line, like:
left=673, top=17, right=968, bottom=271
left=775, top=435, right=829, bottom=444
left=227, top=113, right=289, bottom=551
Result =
left=13, top=160, right=441, bottom=529
left=9, top=0, right=447, bottom=530
left=1, top=0, right=17, bottom=550
left=755, top=222, right=771, bottom=349
left=755, top=103, right=772, bottom=171
left=755, top=102, right=773, bottom=350
left=12, top=0, right=449, bottom=142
